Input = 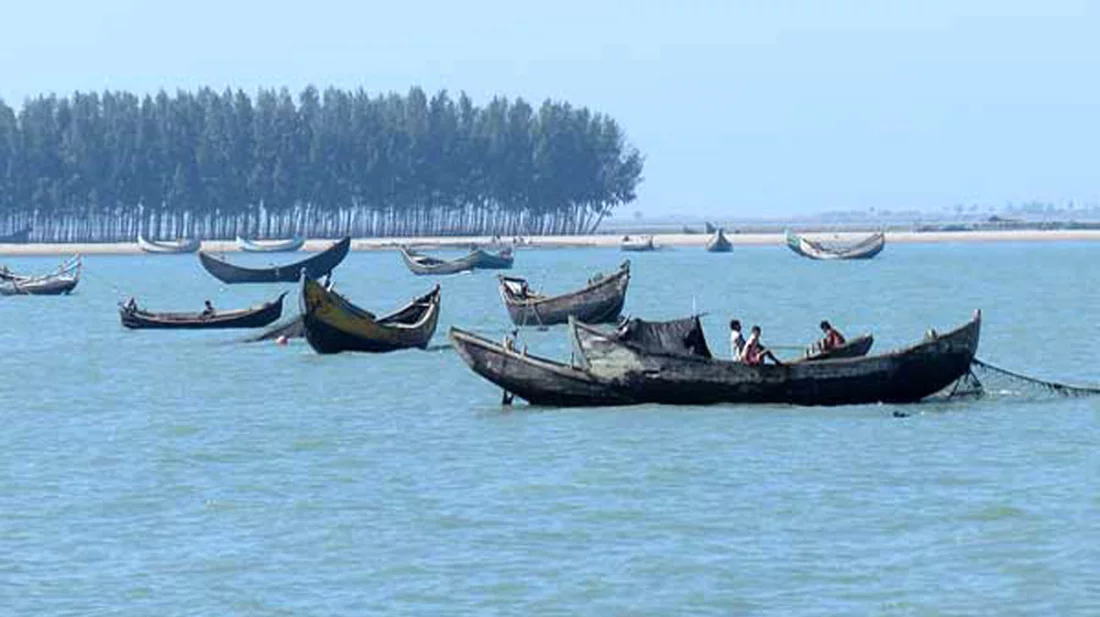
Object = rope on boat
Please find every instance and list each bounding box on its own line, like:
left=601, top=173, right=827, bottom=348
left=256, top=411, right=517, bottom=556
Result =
left=947, top=357, right=1100, bottom=399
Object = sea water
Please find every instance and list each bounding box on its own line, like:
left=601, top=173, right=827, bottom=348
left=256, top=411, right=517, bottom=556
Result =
left=1, top=242, right=1097, bottom=615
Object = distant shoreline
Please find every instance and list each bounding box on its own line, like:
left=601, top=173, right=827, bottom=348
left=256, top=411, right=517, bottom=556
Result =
left=2, top=228, right=1099, bottom=257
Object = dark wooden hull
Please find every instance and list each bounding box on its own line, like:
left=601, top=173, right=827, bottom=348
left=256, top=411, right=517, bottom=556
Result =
left=705, top=229, right=732, bottom=252
left=301, top=278, right=440, bottom=353
left=786, top=231, right=885, bottom=260
left=199, top=237, right=350, bottom=283
left=400, top=247, right=477, bottom=275
left=797, top=334, right=874, bottom=362
left=500, top=262, right=630, bottom=326
left=470, top=249, right=514, bottom=269
left=450, top=327, right=634, bottom=406
left=0, top=275, right=79, bottom=295
left=570, top=312, right=981, bottom=406
left=0, top=227, right=32, bottom=243
left=235, top=236, right=305, bottom=252
left=120, top=293, right=286, bottom=329
left=138, top=235, right=201, bottom=254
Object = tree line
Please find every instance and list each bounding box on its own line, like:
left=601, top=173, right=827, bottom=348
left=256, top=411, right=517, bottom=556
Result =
left=0, top=86, right=643, bottom=242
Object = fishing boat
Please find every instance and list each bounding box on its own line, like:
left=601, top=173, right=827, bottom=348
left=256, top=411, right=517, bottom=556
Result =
left=470, top=247, right=514, bottom=269
left=0, top=226, right=32, bottom=243
left=498, top=261, right=630, bottom=326
left=705, top=228, right=733, bottom=252
left=399, top=246, right=477, bottom=275
left=786, top=230, right=885, bottom=260
left=119, top=293, right=286, bottom=329
left=235, top=236, right=306, bottom=253
left=703, top=221, right=717, bottom=234
left=199, top=237, right=350, bottom=284
left=301, top=277, right=441, bottom=353
left=0, top=255, right=81, bottom=296
left=449, top=327, right=635, bottom=406
left=620, top=235, right=655, bottom=252
left=568, top=311, right=980, bottom=406
left=797, top=333, right=874, bottom=362
left=137, top=234, right=202, bottom=254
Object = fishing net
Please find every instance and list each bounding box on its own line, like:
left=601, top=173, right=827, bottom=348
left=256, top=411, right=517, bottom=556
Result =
left=941, top=357, right=1100, bottom=400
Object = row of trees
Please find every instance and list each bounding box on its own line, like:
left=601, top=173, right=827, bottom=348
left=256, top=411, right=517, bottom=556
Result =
left=0, top=87, right=644, bottom=242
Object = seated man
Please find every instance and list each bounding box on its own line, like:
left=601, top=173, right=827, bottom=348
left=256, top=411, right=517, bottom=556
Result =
left=819, top=320, right=846, bottom=351
left=739, top=325, right=783, bottom=365
left=201, top=299, right=216, bottom=317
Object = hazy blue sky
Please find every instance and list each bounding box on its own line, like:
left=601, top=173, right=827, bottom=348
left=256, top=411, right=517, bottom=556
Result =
left=2, top=0, right=1097, bottom=217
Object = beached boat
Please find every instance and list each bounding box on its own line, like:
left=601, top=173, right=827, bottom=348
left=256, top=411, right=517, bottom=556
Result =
left=301, top=277, right=441, bottom=353
left=0, top=227, right=32, bottom=243
left=119, top=293, right=286, bottom=329
left=568, top=311, right=980, bottom=406
left=620, top=235, right=655, bottom=252
left=786, top=230, right=885, bottom=260
left=399, top=247, right=477, bottom=275
left=797, top=334, right=874, bottom=362
left=137, top=235, right=202, bottom=254
left=199, top=237, right=350, bottom=284
left=705, top=228, right=733, bottom=252
left=498, top=261, right=630, bottom=326
left=0, top=255, right=81, bottom=296
left=235, top=236, right=306, bottom=253
left=449, top=327, right=635, bottom=406
left=470, top=247, right=514, bottom=269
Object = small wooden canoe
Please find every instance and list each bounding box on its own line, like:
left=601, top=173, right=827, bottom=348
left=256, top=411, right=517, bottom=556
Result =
left=0, top=255, right=81, bottom=296
left=199, top=237, right=350, bottom=284
left=399, top=247, right=477, bottom=275
left=786, top=231, right=885, bottom=260
left=137, top=235, right=201, bottom=254
left=620, top=235, right=655, bottom=252
left=498, top=261, right=630, bottom=326
left=705, top=228, right=732, bottom=252
left=235, top=236, right=306, bottom=253
left=301, top=277, right=441, bottom=353
left=120, top=293, right=286, bottom=329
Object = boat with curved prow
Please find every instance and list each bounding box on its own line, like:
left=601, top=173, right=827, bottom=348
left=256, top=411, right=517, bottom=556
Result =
left=399, top=246, right=477, bottom=275
left=620, top=235, right=655, bottom=252
left=568, top=311, right=981, bottom=406
left=235, top=236, right=305, bottom=253
left=498, top=261, right=630, bottom=326
left=786, top=230, right=885, bottom=260
left=449, top=326, right=635, bottom=406
left=137, top=235, right=202, bottom=254
left=0, top=255, right=82, bottom=296
left=705, top=228, right=733, bottom=252
left=120, top=293, right=286, bottom=329
left=301, top=277, right=441, bottom=353
left=199, top=237, right=350, bottom=284
left=470, top=247, right=514, bottom=269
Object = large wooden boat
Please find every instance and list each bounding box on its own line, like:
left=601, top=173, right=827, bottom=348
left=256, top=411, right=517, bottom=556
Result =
left=450, top=327, right=635, bottom=406
left=786, top=230, right=885, bottom=260
left=399, top=247, right=477, bottom=275
left=620, top=235, right=655, bottom=252
left=0, top=255, right=81, bottom=296
left=120, top=293, right=286, bottom=329
left=0, top=226, right=32, bottom=243
left=199, top=237, right=350, bottom=284
left=235, top=236, right=305, bottom=253
left=301, top=277, right=441, bottom=353
left=498, top=261, right=630, bottom=326
left=705, top=228, right=733, bottom=252
left=568, top=311, right=981, bottom=406
left=797, top=334, right=874, bottom=362
left=137, top=235, right=202, bottom=254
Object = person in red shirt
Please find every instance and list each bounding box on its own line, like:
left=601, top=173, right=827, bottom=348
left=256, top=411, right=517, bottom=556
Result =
left=819, top=320, right=846, bottom=350
left=739, top=325, right=783, bottom=366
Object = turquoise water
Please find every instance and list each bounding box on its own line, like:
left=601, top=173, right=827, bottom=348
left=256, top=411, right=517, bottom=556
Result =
left=2, top=243, right=1098, bottom=615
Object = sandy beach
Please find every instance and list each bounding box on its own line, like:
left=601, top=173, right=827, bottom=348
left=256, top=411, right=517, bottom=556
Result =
left=1, top=228, right=1099, bottom=256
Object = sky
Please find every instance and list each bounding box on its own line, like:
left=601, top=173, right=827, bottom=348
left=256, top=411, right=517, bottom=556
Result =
left=2, top=0, right=1098, bottom=218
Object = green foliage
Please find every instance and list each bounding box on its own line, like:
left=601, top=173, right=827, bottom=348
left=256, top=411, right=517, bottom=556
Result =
left=0, top=87, right=643, bottom=241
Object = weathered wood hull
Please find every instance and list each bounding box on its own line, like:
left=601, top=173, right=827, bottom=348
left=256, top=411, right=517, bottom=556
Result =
left=137, top=235, right=201, bottom=254
left=0, top=275, right=79, bottom=296
left=235, top=236, right=305, bottom=253
left=120, top=293, right=286, bottom=329
left=786, top=231, right=885, bottom=260
left=400, top=247, right=477, bottom=275
left=570, top=312, right=980, bottom=406
left=470, top=248, right=514, bottom=269
left=798, top=334, right=874, bottom=362
left=449, top=327, right=634, bottom=406
left=705, top=229, right=732, bottom=252
left=499, top=262, right=630, bottom=326
left=199, top=237, right=350, bottom=283
left=301, top=278, right=440, bottom=353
